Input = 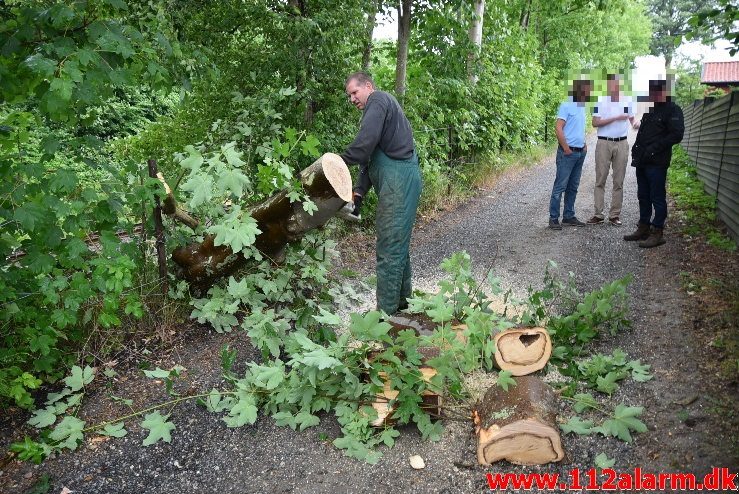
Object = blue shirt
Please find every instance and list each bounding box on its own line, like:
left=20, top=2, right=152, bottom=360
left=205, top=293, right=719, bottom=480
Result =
left=556, top=100, right=586, bottom=148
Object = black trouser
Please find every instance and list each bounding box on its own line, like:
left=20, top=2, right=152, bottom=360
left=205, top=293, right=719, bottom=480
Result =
left=636, top=165, right=667, bottom=228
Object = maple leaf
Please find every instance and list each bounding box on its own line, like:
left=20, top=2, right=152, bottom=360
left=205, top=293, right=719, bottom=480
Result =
left=560, top=416, right=595, bottom=435
left=141, top=411, right=175, bottom=445
left=597, top=404, right=647, bottom=442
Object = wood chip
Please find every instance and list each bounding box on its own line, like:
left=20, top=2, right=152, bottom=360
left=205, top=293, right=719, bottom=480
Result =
left=409, top=455, right=426, bottom=469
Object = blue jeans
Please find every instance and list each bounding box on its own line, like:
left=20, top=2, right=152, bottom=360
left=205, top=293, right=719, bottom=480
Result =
left=636, top=165, right=667, bottom=228
left=549, top=147, right=586, bottom=220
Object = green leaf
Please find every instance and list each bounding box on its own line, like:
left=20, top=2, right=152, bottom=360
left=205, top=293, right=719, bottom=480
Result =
left=208, top=214, right=261, bottom=254
left=300, top=349, right=343, bottom=370
left=180, top=145, right=204, bottom=172
left=217, top=168, right=250, bottom=197
left=141, top=411, right=175, bottom=445
left=349, top=311, right=392, bottom=341
left=221, top=142, right=245, bottom=167
left=300, top=135, right=320, bottom=158
left=302, top=199, right=318, bottom=216
left=599, top=405, right=647, bottom=443
left=595, top=371, right=623, bottom=395
left=594, top=452, right=615, bottom=469
left=63, top=365, right=95, bottom=392
left=181, top=173, right=214, bottom=208
left=628, top=360, right=653, bottom=382
left=573, top=393, right=598, bottom=413
left=13, top=202, right=47, bottom=232
left=313, top=307, right=342, bottom=326
left=28, top=406, right=58, bottom=428
left=273, top=411, right=297, bottom=429
left=224, top=394, right=258, bottom=428
left=379, top=427, right=400, bottom=447
left=143, top=368, right=172, bottom=379
left=496, top=370, right=516, bottom=391
left=100, top=422, right=127, bottom=438
left=248, top=362, right=285, bottom=390
left=560, top=416, right=595, bottom=435
left=295, top=410, right=320, bottom=431
left=49, top=416, right=85, bottom=450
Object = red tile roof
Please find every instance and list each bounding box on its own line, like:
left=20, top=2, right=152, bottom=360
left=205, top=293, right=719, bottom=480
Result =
left=701, top=61, right=739, bottom=84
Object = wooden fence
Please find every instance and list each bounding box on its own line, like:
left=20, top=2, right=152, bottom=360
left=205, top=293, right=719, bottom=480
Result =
left=682, top=92, right=739, bottom=243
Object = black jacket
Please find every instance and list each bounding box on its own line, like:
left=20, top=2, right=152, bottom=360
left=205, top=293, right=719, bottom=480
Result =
left=631, top=101, right=684, bottom=167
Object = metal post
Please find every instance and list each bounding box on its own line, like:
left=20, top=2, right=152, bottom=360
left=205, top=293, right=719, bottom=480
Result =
left=147, top=159, right=168, bottom=297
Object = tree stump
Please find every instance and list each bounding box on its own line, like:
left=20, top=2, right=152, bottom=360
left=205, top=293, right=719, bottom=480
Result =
left=171, top=153, right=352, bottom=288
left=472, top=375, right=564, bottom=465
left=493, top=327, right=552, bottom=376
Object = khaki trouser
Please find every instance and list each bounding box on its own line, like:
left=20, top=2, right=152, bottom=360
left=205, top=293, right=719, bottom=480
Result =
left=594, top=139, right=629, bottom=219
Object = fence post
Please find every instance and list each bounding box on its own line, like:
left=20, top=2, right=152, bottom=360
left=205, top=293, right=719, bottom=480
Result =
left=695, top=99, right=706, bottom=167
left=715, top=92, right=735, bottom=196
left=147, top=159, right=168, bottom=297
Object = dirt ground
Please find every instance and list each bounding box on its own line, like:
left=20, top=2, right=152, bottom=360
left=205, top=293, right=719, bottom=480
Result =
left=1, top=134, right=737, bottom=493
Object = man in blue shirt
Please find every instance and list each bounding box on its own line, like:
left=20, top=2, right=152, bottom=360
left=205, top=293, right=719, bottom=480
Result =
left=549, top=79, right=592, bottom=229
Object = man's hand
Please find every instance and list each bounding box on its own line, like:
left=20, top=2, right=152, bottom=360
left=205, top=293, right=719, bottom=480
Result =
left=632, top=120, right=641, bottom=130
left=563, top=147, right=573, bottom=155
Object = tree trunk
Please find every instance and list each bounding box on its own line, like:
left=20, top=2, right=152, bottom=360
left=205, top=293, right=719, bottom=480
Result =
left=493, top=327, right=552, bottom=376
left=473, top=375, right=565, bottom=465
left=467, top=0, right=485, bottom=84
left=519, top=0, right=532, bottom=29
left=394, top=0, right=411, bottom=98
left=171, top=153, right=352, bottom=288
left=361, top=1, right=379, bottom=71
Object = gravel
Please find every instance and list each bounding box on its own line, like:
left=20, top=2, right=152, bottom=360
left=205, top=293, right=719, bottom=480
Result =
left=2, top=131, right=734, bottom=494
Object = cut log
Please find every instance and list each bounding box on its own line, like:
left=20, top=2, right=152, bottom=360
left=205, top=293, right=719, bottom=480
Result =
left=367, top=336, right=446, bottom=427
left=472, top=375, right=564, bottom=466
left=493, top=327, right=552, bottom=376
left=370, top=367, right=439, bottom=427
left=171, top=153, right=352, bottom=288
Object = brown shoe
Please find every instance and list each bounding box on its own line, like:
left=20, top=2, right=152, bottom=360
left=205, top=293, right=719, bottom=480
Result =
left=624, top=222, right=650, bottom=241
left=587, top=216, right=605, bottom=225
left=609, top=217, right=622, bottom=226
left=639, top=227, right=666, bottom=248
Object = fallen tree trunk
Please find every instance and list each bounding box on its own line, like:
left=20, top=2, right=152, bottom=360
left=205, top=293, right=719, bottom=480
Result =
left=171, top=153, right=352, bottom=288
left=493, top=327, right=552, bottom=376
left=473, top=375, right=564, bottom=465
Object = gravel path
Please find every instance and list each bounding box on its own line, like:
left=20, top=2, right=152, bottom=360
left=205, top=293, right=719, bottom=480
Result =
left=3, top=132, right=734, bottom=493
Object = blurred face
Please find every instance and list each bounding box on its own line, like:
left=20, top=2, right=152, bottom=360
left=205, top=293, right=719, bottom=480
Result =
left=607, top=77, right=621, bottom=97
left=649, top=87, right=668, bottom=103
left=573, top=81, right=592, bottom=103
left=345, top=78, right=374, bottom=110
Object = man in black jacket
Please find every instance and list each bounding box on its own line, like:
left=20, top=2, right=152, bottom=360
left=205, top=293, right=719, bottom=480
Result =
left=624, top=79, right=684, bottom=248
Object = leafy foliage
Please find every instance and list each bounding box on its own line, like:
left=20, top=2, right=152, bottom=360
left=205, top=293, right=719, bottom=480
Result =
left=668, top=147, right=737, bottom=252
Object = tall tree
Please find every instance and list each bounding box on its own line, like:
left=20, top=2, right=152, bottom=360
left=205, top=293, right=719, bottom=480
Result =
left=646, top=0, right=704, bottom=67
left=468, top=0, right=485, bottom=84
left=395, top=0, right=412, bottom=97
left=362, top=1, right=380, bottom=71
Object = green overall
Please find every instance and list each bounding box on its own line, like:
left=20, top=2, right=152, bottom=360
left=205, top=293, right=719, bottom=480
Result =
left=368, top=148, right=422, bottom=314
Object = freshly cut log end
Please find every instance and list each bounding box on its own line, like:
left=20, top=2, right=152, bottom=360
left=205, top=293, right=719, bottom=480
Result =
left=474, top=375, right=564, bottom=466
left=317, top=153, right=353, bottom=203
left=493, top=327, right=552, bottom=376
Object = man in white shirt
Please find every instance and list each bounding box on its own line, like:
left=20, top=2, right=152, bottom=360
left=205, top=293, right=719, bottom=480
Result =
left=587, top=73, right=637, bottom=226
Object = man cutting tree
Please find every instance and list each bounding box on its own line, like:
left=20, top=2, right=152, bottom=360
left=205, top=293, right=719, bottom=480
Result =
left=339, top=71, right=422, bottom=315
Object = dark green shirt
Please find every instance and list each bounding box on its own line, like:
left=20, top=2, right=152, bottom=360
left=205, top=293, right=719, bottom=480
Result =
left=341, top=90, right=415, bottom=167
